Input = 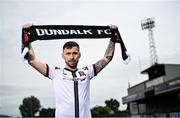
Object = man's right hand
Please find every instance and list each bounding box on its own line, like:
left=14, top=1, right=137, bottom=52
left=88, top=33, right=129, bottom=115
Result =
left=22, top=23, right=33, bottom=46
left=21, top=24, right=33, bottom=63
left=22, top=23, right=33, bottom=29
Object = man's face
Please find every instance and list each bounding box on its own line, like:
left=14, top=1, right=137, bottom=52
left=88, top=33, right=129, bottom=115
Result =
left=62, top=46, right=81, bottom=69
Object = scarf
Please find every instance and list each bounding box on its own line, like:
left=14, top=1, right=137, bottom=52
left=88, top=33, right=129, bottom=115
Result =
left=22, top=25, right=130, bottom=64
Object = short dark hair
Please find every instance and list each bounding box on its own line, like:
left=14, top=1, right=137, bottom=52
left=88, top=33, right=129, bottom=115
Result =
left=63, top=41, right=80, bottom=50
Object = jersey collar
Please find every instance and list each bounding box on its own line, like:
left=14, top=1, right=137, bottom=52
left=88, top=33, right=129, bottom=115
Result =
left=64, top=68, right=78, bottom=73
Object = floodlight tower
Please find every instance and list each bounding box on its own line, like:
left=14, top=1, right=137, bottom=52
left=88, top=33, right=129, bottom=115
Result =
left=141, top=18, right=158, bottom=66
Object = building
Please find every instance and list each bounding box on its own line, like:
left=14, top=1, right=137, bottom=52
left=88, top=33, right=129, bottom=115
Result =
left=122, top=63, right=180, bottom=117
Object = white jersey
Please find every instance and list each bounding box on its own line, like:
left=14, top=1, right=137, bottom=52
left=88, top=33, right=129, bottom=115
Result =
left=47, top=64, right=96, bottom=118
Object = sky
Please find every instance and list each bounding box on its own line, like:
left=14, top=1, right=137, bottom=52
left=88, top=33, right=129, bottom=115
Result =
left=0, top=0, right=180, bottom=117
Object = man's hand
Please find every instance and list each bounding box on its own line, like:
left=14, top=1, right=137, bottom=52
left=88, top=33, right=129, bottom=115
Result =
left=110, top=25, right=131, bottom=64
left=22, top=23, right=33, bottom=44
left=22, top=23, right=33, bottom=29
left=21, top=23, right=33, bottom=64
left=110, top=25, right=122, bottom=43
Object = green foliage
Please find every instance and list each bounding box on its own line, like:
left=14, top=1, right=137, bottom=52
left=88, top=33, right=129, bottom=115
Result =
left=39, top=108, right=55, bottom=117
left=91, top=98, right=129, bottom=117
left=105, top=98, right=120, bottom=113
left=115, top=109, right=130, bottom=117
left=18, top=96, right=129, bottom=117
left=19, top=96, right=41, bottom=117
left=91, top=105, right=110, bottom=117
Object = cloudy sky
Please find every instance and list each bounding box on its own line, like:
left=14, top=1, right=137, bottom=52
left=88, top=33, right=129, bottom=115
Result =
left=0, top=0, right=180, bottom=117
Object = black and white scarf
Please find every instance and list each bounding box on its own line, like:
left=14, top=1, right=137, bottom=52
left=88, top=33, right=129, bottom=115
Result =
left=22, top=25, right=130, bottom=64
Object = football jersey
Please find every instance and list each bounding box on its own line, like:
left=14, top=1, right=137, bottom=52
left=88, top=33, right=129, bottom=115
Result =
left=47, top=64, right=96, bottom=118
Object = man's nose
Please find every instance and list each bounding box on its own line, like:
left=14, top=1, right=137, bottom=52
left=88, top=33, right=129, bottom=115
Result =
left=70, top=54, right=74, bottom=59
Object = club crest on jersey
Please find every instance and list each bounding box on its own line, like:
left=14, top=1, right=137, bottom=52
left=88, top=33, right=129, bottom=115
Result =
left=78, top=71, right=86, bottom=76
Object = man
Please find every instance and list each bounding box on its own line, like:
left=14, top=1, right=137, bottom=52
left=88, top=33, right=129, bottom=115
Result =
left=22, top=24, right=119, bottom=118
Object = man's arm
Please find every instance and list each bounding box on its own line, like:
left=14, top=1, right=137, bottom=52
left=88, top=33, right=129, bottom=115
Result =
left=28, top=44, right=47, bottom=76
left=94, top=25, right=118, bottom=75
left=94, top=40, right=115, bottom=75
left=22, top=24, right=48, bottom=77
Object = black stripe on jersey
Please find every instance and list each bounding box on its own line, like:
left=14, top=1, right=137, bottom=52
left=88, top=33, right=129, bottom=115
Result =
left=74, top=81, right=79, bottom=117
left=45, top=64, right=49, bottom=78
left=93, top=64, right=97, bottom=76
left=72, top=72, right=79, bottom=118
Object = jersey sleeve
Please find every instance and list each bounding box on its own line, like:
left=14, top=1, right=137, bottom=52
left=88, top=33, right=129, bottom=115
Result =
left=85, top=64, right=97, bottom=79
left=46, top=64, right=57, bottom=80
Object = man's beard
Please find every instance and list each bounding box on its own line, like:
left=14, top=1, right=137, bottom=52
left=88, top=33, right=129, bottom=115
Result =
left=65, top=60, right=79, bottom=69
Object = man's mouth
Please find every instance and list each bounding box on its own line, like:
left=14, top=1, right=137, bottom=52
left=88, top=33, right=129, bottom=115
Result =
left=69, top=60, right=76, bottom=63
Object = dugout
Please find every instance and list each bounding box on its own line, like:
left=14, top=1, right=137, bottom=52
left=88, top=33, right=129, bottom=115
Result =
left=122, top=64, right=180, bottom=117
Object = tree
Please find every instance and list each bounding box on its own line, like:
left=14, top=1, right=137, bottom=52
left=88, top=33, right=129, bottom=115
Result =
left=19, top=96, right=41, bottom=117
left=91, top=98, right=130, bottom=117
left=91, top=105, right=110, bottom=117
left=39, top=108, right=55, bottom=117
left=105, top=98, right=120, bottom=114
